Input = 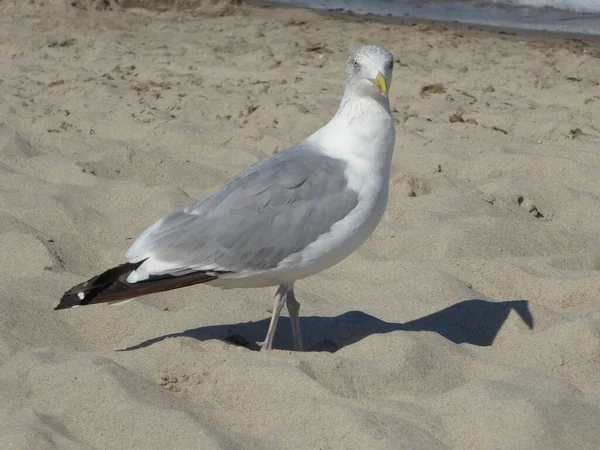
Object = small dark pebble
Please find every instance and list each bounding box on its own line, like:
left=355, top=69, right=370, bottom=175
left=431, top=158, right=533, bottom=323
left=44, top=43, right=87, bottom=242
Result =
left=449, top=112, right=464, bottom=123
left=420, top=83, right=445, bottom=96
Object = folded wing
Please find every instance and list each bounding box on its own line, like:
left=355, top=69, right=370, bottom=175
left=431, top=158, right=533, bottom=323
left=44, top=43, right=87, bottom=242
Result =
left=125, top=142, right=359, bottom=281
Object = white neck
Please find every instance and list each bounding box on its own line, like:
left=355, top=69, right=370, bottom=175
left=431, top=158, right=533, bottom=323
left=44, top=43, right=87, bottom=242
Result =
left=309, top=93, right=396, bottom=178
left=339, top=86, right=392, bottom=116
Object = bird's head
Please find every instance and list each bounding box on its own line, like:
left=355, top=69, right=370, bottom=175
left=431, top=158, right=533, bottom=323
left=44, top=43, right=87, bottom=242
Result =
left=345, top=45, right=394, bottom=101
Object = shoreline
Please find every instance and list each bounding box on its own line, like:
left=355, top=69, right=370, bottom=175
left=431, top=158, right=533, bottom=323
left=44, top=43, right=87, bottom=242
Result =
left=248, top=0, right=600, bottom=45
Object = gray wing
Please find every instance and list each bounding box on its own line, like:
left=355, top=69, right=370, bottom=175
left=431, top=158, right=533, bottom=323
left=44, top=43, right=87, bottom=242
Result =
left=125, top=141, right=359, bottom=276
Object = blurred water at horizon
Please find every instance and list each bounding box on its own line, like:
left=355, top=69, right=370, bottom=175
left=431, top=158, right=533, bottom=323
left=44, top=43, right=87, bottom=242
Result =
left=269, top=0, right=600, bottom=35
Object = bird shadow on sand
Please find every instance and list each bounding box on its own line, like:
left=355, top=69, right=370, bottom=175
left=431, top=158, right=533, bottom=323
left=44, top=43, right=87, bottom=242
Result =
left=120, top=299, right=534, bottom=353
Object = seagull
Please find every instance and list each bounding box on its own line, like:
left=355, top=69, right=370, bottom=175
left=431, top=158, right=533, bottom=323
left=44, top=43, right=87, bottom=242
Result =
left=56, top=45, right=396, bottom=352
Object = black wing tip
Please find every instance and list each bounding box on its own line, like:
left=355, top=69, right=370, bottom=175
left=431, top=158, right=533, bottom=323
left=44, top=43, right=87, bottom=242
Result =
left=54, top=292, right=84, bottom=310
left=53, top=263, right=228, bottom=312
left=54, top=261, right=142, bottom=311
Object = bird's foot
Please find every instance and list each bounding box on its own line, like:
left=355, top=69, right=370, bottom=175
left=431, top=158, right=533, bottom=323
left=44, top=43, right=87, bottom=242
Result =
left=256, top=340, right=273, bottom=352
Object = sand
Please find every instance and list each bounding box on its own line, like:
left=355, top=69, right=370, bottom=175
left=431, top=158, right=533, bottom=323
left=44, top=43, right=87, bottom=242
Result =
left=1, top=0, right=600, bottom=448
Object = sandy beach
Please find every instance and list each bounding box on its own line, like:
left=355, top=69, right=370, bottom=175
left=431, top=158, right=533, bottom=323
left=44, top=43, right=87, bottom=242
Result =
left=1, top=0, right=600, bottom=448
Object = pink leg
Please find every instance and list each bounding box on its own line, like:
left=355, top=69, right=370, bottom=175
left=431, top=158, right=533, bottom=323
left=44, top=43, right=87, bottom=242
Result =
left=257, top=285, right=286, bottom=351
left=285, top=286, right=304, bottom=351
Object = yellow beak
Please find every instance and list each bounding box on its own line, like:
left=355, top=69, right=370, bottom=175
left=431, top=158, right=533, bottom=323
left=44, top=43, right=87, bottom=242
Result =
left=370, top=71, right=388, bottom=97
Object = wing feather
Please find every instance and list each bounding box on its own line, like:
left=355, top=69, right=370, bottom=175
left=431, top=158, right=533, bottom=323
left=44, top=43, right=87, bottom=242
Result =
left=126, top=142, right=358, bottom=279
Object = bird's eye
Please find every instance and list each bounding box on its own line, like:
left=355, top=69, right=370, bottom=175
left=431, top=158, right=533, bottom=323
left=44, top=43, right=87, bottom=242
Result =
left=352, top=59, right=359, bottom=68
left=388, top=60, right=394, bottom=69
